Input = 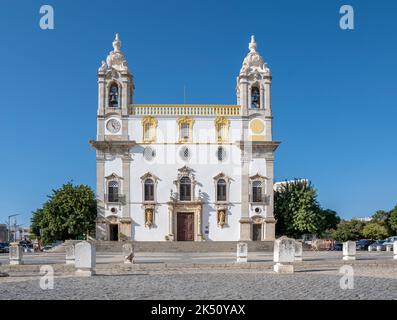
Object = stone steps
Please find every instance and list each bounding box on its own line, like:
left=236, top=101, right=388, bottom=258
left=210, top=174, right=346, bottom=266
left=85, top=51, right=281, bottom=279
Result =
left=95, top=241, right=274, bottom=253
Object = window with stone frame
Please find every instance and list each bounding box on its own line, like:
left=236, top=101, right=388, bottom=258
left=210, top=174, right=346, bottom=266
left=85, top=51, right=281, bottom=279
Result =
left=144, top=178, right=155, bottom=201
left=179, top=176, right=192, bottom=201
left=108, top=181, right=119, bottom=202
left=252, top=180, right=263, bottom=203
left=216, top=179, right=227, bottom=202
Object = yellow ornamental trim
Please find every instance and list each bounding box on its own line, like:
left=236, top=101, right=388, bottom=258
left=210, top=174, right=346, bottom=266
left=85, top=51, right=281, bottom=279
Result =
left=214, top=116, right=230, bottom=143
left=142, top=116, right=157, bottom=143
left=141, top=116, right=158, bottom=127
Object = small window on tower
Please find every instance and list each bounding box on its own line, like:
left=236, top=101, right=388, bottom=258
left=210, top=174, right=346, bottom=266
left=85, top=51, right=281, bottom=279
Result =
left=251, top=86, right=260, bottom=109
left=109, top=83, right=119, bottom=108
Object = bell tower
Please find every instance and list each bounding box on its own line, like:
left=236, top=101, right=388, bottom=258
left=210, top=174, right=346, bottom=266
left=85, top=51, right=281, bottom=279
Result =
left=236, top=35, right=272, bottom=141
left=237, top=36, right=279, bottom=241
left=97, top=33, right=134, bottom=140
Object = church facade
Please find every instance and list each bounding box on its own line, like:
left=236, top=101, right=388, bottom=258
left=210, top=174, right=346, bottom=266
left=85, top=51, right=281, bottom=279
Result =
left=90, top=34, right=280, bottom=242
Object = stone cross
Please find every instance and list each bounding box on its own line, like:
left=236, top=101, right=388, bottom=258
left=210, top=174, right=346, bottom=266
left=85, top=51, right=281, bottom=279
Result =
left=9, top=242, right=23, bottom=265
left=273, top=237, right=295, bottom=273
left=122, top=243, right=134, bottom=264
left=342, top=241, right=356, bottom=260
left=65, top=244, right=75, bottom=265
left=394, top=241, right=397, bottom=260
left=75, top=241, right=96, bottom=276
left=294, top=240, right=303, bottom=262
left=236, top=242, right=248, bottom=263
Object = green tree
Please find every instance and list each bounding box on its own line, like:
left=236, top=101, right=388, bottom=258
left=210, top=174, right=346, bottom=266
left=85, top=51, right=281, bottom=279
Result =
left=362, top=223, right=388, bottom=240
left=318, top=209, right=341, bottom=237
left=389, top=205, right=397, bottom=233
left=30, top=182, right=97, bottom=244
left=274, top=179, right=325, bottom=238
left=331, top=220, right=366, bottom=241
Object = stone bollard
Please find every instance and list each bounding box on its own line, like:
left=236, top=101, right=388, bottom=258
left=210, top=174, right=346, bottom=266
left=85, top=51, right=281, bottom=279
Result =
left=0, top=262, right=9, bottom=277
left=9, top=242, right=23, bottom=265
left=343, top=241, right=356, bottom=260
left=122, top=243, right=134, bottom=264
left=75, top=241, right=96, bottom=276
left=236, top=242, right=248, bottom=263
left=368, top=246, right=373, bottom=252
left=65, top=244, right=75, bottom=265
left=294, top=240, right=303, bottom=262
left=273, top=237, right=295, bottom=273
left=376, top=245, right=382, bottom=252
left=394, top=241, right=397, bottom=260
left=386, top=245, right=392, bottom=252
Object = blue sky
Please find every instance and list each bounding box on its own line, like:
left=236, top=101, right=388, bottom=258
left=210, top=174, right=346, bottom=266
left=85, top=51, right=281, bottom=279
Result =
left=0, top=0, right=396, bottom=227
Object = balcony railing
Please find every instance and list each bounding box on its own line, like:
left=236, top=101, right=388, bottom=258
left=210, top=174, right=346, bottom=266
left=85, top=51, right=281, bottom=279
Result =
left=250, top=195, right=270, bottom=205
left=104, top=194, right=126, bottom=204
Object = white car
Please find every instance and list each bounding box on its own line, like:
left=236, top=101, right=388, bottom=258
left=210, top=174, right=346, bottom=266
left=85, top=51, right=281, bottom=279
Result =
left=383, top=236, right=397, bottom=250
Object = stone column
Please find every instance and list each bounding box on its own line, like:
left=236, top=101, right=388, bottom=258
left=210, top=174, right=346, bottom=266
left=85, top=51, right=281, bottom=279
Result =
left=263, top=153, right=276, bottom=240
left=9, top=242, right=23, bottom=265
left=394, top=241, right=397, bottom=260
left=122, top=156, right=130, bottom=219
left=96, top=154, right=106, bottom=240
left=75, top=241, right=96, bottom=277
left=273, top=237, right=295, bottom=273
left=65, top=244, right=75, bottom=265
left=237, top=242, right=248, bottom=263
left=343, top=241, right=356, bottom=260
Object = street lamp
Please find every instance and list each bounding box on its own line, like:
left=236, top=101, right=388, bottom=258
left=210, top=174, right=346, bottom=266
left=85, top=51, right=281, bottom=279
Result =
left=7, top=214, right=20, bottom=242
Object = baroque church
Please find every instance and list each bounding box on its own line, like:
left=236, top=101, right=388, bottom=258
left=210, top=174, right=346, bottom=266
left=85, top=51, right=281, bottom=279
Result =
left=90, top=34, right=280, bottom=242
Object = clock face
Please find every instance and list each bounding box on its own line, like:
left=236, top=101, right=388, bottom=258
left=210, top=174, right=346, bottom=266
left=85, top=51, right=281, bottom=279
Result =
left=106, top=119, right=121, bottom=133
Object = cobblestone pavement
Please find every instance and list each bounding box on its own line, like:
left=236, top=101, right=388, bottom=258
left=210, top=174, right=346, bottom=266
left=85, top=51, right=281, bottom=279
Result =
left=1, top=265, right=396, bottom=300
left=1, top=251, right=396, bottom=300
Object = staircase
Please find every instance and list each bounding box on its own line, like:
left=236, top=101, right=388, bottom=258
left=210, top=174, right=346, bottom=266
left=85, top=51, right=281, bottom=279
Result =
left=95, top=241, right=274, bottom=253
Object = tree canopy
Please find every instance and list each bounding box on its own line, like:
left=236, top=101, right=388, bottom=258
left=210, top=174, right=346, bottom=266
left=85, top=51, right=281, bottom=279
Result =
left=274, top=179, right=340, bottom=238
left=30, top=182, right=97, bottom=244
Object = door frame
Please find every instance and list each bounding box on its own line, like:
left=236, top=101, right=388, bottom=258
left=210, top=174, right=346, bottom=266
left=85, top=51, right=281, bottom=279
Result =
left=109, top=223, right=119, bottom=241
left=167, top=202, right=202, bottom=241
left=252, top=223, right=263, bottom=241
left=177, top=212, right=195, bottom=241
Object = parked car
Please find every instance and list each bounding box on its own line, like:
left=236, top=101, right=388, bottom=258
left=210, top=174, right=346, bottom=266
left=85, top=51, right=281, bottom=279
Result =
left=0, top=243, right=9, bottom=253
left=368, top=240, right=386, bottom=251
left=21, top=243, right=34, bottom=253
left=382, top=236, right=397, bottom=250
left=332, top=241, right=343, bottom=251
left=356, top=239, right=375, bottom=251
left=42, top=245, right=53, bottom=252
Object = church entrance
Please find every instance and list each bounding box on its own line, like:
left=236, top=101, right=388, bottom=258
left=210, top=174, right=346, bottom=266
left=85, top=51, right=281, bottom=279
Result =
left=177, top=212, right=194, bottom=241
left=252, top=224, right=262, bottom=241
left=109, top=224, right=119, bottom=241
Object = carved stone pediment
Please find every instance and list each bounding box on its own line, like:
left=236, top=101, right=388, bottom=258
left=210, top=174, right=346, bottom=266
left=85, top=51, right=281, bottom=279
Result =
left=105, top=173, right=123, bottom=181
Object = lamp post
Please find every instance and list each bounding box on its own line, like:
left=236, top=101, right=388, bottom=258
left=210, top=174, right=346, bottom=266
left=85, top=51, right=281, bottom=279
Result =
left=7, top=214, right=20, bottom=242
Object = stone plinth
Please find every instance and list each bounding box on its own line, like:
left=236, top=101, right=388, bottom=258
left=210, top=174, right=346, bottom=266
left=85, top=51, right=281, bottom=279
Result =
left=122, top=243, right=134, bottom=264
left=386, top=245, right=392, bottom=252
left=343, top=241, right=356, bottom=260
left=273, top=237, right=295, bottom=273
left=294, top=241, right=303, bottom=261
left=376, top=245, right=382, bottom=252
left=394, top=241, right=397, bottom=260
left=9, top=242, right=23, bottom=265
left=236, top=242, right=248, bottom=263
left=75, top=241, right=96, bottom=276
left=65, top=245, right=75, bottom=265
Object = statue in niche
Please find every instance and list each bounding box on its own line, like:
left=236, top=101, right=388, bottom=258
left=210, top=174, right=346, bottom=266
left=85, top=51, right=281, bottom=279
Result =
left=145, top=209, right=154, bottom=228
left=218, top=210, right=226, bottom=228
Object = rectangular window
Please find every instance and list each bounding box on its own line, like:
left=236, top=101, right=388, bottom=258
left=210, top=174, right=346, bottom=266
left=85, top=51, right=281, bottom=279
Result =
left=181, top=123, right=190, bottom=140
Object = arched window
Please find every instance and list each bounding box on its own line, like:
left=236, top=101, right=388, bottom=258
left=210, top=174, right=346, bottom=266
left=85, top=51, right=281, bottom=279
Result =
left=179, top=176, right=191, bottom=201
left=217, top=179, right=227, bottom=202
left=109, top=83, right=119, bottom=108
left=252, top=181, right=263, bottom=202
left=108, top=181, right=119, bottom=202
left=144, top=179, right=154, bottom=201
left=251, top=86, right=260, bottom=109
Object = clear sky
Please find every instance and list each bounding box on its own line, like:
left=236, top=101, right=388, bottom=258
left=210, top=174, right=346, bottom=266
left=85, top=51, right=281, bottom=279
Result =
left=0, top=0, right=396, bottom=227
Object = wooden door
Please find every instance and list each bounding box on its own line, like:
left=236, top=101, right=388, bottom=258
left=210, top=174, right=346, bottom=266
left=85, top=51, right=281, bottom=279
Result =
left=252, top=224, right=262, bottom=241
left=177, top=213, right=194, bottom=241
